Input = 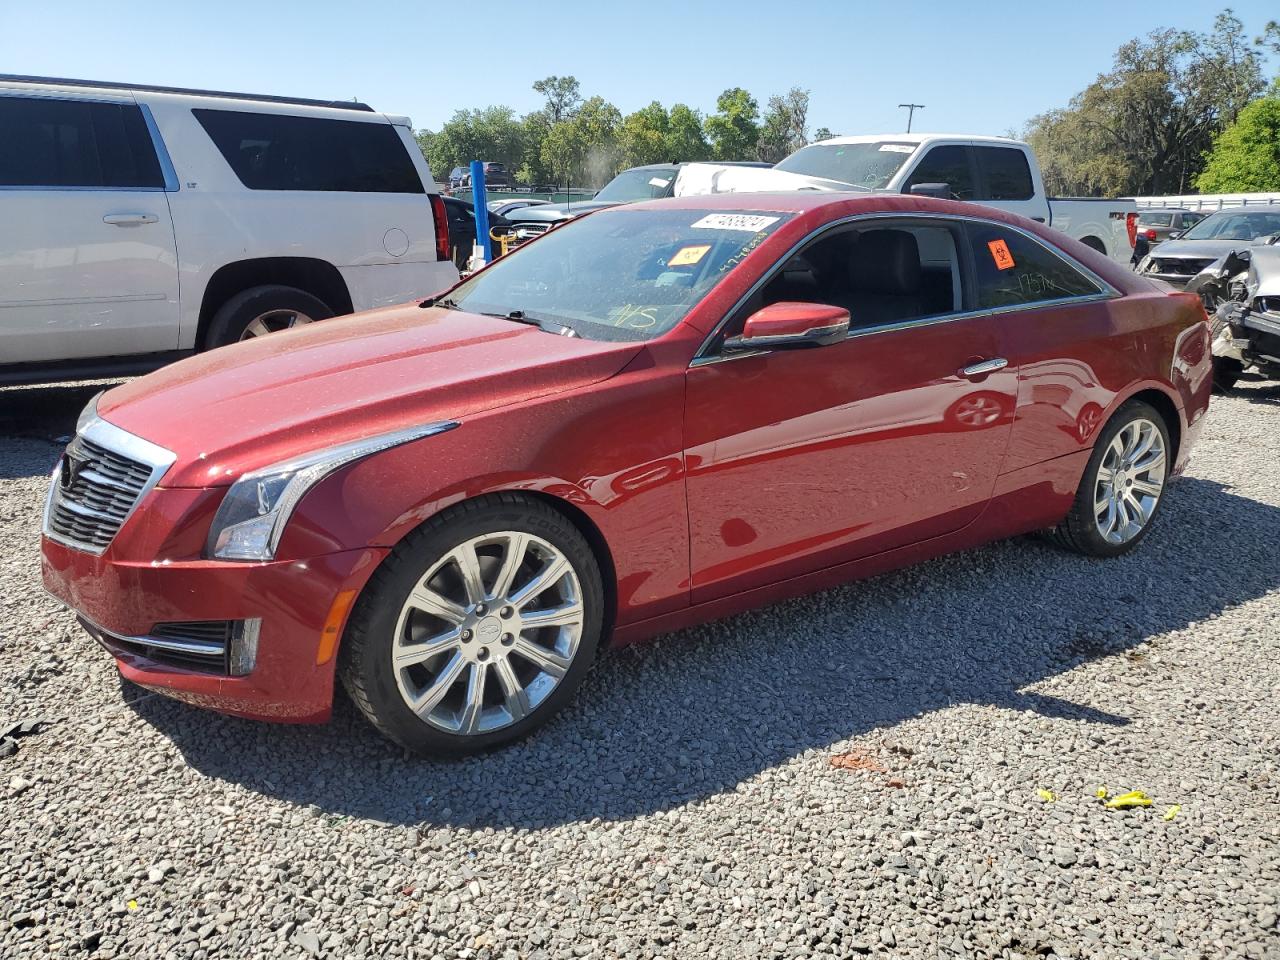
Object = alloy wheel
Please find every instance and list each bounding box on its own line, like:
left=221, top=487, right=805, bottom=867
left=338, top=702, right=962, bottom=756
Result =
left=391, top=532, right=584, bottom=735
left=239, top=309, right=315, bottom=340
left=1094, top=417, right=1167, bottom=545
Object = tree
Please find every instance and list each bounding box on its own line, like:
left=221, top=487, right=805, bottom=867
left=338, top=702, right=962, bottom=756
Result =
left=416, top=106, right=525, bottom=181
left=532, top=76, right=582, bottom=124
left=1197, top=85, right=1280, bottom=191
left=541, top=96, right=623, bottom=188
left=757, top=87, right=810, bottom=163
left=666, top=104, right=711, bottom=162
left=1024, top=9, right=1266, bottom=195
left=813, top=126, right=837, bottom=142
left=704, top=87, right=760, bottom=162
left=620, top=101, right=671, bottom=167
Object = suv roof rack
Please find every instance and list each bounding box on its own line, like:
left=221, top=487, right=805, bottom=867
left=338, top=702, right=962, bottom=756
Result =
left=0, top=74, right=374, bottom=112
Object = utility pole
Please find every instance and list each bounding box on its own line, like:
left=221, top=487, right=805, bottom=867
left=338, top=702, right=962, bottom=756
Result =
left=899, top=103, right=925, bottom=133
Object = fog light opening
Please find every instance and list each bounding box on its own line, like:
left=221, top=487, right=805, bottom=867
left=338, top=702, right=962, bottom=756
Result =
left=228, top=618, right=262, bottom=676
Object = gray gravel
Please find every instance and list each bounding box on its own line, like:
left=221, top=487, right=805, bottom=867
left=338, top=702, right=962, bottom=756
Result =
left=2, top=378, right=1279, bottom=959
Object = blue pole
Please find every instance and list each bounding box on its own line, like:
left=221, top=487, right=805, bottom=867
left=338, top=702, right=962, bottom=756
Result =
left=469, top=160, right=493, bottom=263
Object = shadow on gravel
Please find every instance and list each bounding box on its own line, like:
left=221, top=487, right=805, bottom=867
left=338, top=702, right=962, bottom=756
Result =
left=0, top=382, right=125, bottom=453
left=124, top=474, right=1280, bottom=829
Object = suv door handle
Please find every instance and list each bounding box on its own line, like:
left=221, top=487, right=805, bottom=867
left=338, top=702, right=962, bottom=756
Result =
left=960, top=357, right=1009, bottom=379
left=103, top=213, right=159, bottom=227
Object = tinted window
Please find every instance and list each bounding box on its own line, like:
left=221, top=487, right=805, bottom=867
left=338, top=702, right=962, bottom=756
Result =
left=904, top=146, right=975, bottom=200
left=966, top=223, right=1101, bottom=309
left=975, top=147, right=1033, bottom=201
left=0, top=96, right=163, bottom=188
left=1180, top=210, right=1280, bottom=241
left=193, top=109, right=422, bottom=193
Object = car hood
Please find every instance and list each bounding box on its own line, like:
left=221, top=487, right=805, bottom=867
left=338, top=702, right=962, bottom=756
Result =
left=1148, top=238, right=1262, bottom=261
left=507, top=201, right=618, bottom=223
left=98, top=303, right=643, bottom=487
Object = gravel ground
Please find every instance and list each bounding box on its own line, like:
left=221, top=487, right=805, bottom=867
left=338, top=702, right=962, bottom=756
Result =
left=2, top=378, right=1279, bottom=960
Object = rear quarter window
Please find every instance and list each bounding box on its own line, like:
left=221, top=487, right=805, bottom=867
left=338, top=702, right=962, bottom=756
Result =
left=193, top=108, right=423, bottom=193
left=966, top=222, right=1102, bottom=309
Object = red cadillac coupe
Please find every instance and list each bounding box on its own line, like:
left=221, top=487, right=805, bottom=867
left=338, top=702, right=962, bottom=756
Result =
left=41, top=193, right=1212, bottom=755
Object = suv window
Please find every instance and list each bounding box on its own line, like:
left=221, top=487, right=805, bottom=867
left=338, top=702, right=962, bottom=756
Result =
left=966, top=222, right=1101, bottom=309
left=193, top=109, right=423, bottom=193
left=904, top=145, right=975, bottom=200
left=0, top=96, right=164, bottom=189
left=974, top=146, right=1033, bottom=201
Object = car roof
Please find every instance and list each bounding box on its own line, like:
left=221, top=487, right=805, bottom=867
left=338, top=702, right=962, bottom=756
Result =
left=1138, top=207, right=1195, bottom=215
left=814, top=132, right=1026, bottom=147
left=626, top=191, right=914, bottom=214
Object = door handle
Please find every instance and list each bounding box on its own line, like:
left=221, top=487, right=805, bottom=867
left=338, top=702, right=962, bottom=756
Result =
left=1031, top=216, right=1046, bottom=223
left=960, top=357, right=1009, bottom=379
left=103, top=213, right=159, bottom=227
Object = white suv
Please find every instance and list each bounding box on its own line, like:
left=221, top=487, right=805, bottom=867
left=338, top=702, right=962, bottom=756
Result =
left=0, top=75, right=458, bottom=383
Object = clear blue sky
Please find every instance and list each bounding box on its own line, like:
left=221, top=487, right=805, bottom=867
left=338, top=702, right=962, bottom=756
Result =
left=2, top=0, right=1276, bottom=137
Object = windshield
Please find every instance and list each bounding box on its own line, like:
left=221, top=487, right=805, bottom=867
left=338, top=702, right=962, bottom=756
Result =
left=444, top=207, right=791, bottom=341
left=774, top=141, right=917, bottom=189
left=594, top=167, right=678, bottom=203
left=1181, top=211, right=1280, bottom=241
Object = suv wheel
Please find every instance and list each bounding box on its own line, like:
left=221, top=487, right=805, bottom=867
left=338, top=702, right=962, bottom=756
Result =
left=205, top=285, right=334, bottom=349
left=340, top=495, right=604, bottom=756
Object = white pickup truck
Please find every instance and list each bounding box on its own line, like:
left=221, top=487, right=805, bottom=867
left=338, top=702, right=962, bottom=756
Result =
left=675, top=134, right=1138, bottom=267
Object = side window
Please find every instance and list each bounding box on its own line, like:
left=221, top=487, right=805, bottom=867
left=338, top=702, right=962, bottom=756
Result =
left=724, top=221, right=963, bottom=341
left=974, top=146, right=1034, bottom=201
left=966, top=222, right=1102, bottom=309
left=192, top=109, right=424, bottom=193
left=904, top=146, right=975, bottom=200
left=0, top=96, right=163, bottom=188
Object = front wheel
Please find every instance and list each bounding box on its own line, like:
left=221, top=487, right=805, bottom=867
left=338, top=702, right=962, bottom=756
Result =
left=1046, top=400, right=1171, bottom=557
left=339, top=495, right=604, bottom=756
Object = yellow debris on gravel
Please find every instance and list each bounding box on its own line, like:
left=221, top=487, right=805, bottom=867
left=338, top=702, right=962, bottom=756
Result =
left=1103, top=790, right=1153, bottom=810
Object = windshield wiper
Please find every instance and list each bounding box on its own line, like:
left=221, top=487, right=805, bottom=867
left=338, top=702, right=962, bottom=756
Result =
left=482, top=309, right=578, bottom=337
left=419, top=296, right=461, bottom=309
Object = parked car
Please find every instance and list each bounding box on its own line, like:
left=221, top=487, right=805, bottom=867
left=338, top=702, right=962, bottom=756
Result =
left=0, top=75, right=457, bottom=385
left=1184, top=240, right=1280, bottom=391
left=488, top=198, right=549, bottom=218
left=1136, top=208, right=1206, bottom=247
left=448, top=166, right=468, bottom=189
left=41, top=192, right=1211, bottom=755
left=769, top=134, right=1138, bottom=266
left=502, top=161, right=772, bottom=236
left=450, top=162, right=513, bottom=190
left=1136, top=209, right=1280, bottom=287
left=439, top=196, right=510, bottom=269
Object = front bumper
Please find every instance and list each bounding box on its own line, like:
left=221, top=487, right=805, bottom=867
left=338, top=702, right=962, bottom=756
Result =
left=41, top=493, right=386, bottom=723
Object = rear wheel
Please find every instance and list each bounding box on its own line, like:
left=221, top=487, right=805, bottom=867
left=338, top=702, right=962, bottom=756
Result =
left=1047, top=400, right=1170, bottom=557
left=339, top=495, right=604, bottom=756
left=204, top=285, right=333, bottom=349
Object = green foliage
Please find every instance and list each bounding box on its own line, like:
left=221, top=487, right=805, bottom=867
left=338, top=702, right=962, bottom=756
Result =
left=666, top=104, right=712, bottom=162
left=541, top=97, right=623, bottom=188
left=620, top=101, right=671, bottom=167
left=1197, top=87, right=1280, bottom=191
left=415, top=106, right=525, bottom=182
left=532, top=76, right=582, bottom=124
left=704, top=88, right=760, bottom=162
left=757, top=88, right=810, bottom=164
left=1024, top=9, right=1266, bottom=195
left=813, top=127, right=837, bottom=142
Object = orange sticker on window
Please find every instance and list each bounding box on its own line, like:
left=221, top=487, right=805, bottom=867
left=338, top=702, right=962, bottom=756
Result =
left=668, top=244, right=711, bottom=267
left=988, top=239, right=1015, bottom=270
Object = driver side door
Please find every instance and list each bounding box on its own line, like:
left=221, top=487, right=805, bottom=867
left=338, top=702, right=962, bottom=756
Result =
left=682, top=216, right=1018, bottom=603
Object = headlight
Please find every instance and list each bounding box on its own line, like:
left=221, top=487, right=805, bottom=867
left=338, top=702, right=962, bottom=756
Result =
left=206, top=420, right=459, bottom=561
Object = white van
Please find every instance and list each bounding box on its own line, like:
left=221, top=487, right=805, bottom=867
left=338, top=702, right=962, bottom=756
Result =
left=0, top=75, right=458, bottom=383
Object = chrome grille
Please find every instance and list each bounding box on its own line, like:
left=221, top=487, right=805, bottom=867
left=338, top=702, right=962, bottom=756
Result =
left=43, top=418, right=175, bottom=554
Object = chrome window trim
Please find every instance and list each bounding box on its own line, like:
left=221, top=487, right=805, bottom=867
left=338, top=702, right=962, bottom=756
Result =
left=42, top=417, right=177, bottom=556
left=0, top=91, right=176, bottom=193
left=689, top=210, right=1121, bottom=368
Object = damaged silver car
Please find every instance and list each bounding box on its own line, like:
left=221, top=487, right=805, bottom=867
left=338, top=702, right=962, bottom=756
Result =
left=1186, top=240, right=1280, bottom=392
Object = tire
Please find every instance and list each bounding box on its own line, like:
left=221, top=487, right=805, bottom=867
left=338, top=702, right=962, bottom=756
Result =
left=204, top=285, right=334, bottom=349
left=339, top=494, right=605, bottom=756
left=1046, top=399, right=1171, bottom=558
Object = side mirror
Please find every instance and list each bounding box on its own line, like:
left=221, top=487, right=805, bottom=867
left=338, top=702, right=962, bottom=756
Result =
left=724, top=301, right=850, bottom=352
left=1168, top=231, right=1182, bottom=240
left=908, top=182, right=951, bottom=200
